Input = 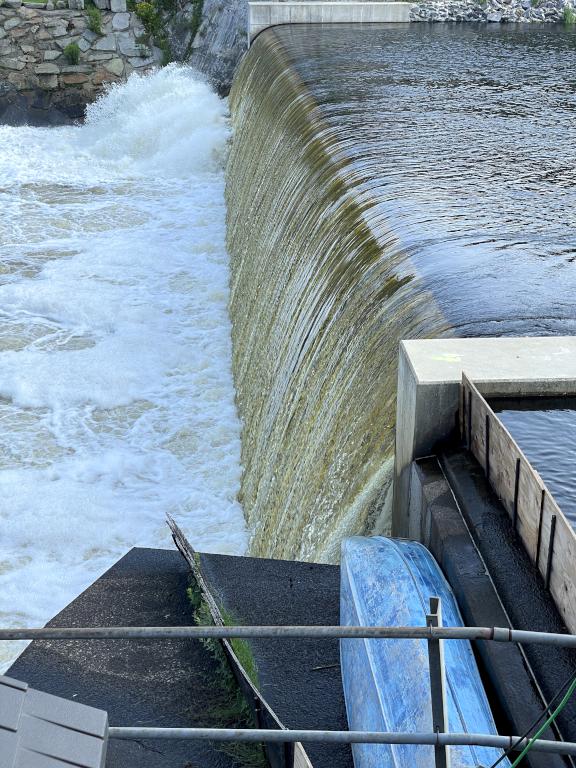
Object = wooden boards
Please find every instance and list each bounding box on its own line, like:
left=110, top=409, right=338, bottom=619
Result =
left=461, top=374, right=576, bottom=635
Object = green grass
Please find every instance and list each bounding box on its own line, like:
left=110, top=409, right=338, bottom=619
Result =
left=85, top=3, right=103, bottom=35
left=64, top=42, right=80, bottom=65
left=186, top=578, right=267, bottom=768
left=564, top=4, right=576, bottom=24
left=220, top=606, right=259, bottom=688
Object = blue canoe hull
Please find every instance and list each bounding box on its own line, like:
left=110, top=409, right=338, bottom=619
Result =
left=340, top=536, right=510, bottom=768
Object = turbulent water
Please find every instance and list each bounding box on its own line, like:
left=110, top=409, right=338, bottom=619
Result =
left=0, top=66, right=248, bottom=671
left=227, top=24, right=576, bottom=562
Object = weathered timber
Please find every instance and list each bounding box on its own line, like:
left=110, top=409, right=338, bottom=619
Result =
left=461, top=373, right=576, bottom=635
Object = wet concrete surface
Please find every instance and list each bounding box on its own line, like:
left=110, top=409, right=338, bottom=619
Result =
left=440, top=445, right=576, bottom=756
left=413, top=455, right=567, bottom=768
left=200, top=552, right=353, bottom=768
left=8, top=547, right=237, bottom=768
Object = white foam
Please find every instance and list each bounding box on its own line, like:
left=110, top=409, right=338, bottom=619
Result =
left=0, top=66, right=248, bottom=670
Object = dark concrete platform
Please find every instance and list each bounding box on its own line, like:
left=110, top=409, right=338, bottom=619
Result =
left=8, top=547, right=237, bottom=768
left=199, top=553, right=353, bottom=768
left=7, top=546, right=352, bottom=768
left=411, top=456, right=566, bottom=768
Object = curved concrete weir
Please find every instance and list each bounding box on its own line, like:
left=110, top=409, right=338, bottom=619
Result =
left=226, top=24, right=576, bottom=562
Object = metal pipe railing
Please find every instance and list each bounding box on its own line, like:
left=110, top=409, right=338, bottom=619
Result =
left=7, top=618, right=576, bottom=761
left=1, top=624, right=576, bottom=646
left=108, top=727, right=576, bottom=754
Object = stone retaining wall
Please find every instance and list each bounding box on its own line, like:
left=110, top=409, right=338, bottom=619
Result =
left=0, top=2, right=162, bottom=124
left=410, top=0, right=573, bottom=22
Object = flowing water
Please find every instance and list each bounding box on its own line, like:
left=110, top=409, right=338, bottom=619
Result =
left=0, top=66, right=248, bottom=671
left=227, top=24, right=576, bottom=562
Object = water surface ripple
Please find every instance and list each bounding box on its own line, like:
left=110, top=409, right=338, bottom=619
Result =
left=282, top=23, right=576, bottom=334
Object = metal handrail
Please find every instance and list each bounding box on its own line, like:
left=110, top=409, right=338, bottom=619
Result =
left=6, top=618, right=576, bottom=761
left=1, top=624, right=576, bottom=646
left=107, top=727, right=576, bottom=754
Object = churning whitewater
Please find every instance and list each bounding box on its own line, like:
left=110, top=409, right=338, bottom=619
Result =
left=0, top=66, right=248, bottom=670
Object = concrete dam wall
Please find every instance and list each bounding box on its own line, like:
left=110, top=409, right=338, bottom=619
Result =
left=226, top=27, right=448, bottom=562
left=225, top=23, right=576, bottom=562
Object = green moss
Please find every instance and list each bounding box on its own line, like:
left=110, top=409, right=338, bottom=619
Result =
left=186, top=578, right=267, bottom=768
left=63, top=42, right=80, bottom=65
left=186, top=581, right=260, bottom=688
left=220, top=607, right=260, bottom=688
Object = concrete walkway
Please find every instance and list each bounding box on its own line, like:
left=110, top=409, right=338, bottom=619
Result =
left=200, top=552, right=353, bottom=768
left=8, top=548, right=237, bottom=768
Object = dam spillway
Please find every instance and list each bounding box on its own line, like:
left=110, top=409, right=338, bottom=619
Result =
left=226, top=23, right=576, bottom=563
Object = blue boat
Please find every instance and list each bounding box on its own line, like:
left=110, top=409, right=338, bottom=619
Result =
left=340, top=536, right=511, bottom=768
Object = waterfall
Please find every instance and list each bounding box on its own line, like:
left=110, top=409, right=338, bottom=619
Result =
left=0, top=65, right=247, bottom=671
left=226, top=31, right=449, bottom=562
left=226, top=23, right=576, bottom=562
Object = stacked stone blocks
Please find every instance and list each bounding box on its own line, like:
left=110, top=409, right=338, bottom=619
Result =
left=0, top=1, right=161, bottom=110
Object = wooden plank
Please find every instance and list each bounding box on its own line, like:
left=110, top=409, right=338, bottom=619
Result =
left=462, top=374, right=576, bottom=636
left=167, top=514, right=314, bottom=768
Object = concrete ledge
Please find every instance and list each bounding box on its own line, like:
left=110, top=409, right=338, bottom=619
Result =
left=411, top=455, right=571, bottom=765
left=248, top=2, right=412, bottom=42
left=392, top=337, right=576, bottom=536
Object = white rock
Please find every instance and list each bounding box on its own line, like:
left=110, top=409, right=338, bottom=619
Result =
left=35, top=62, right=60, bottom=73
left=93, top=33, right=116, bottom=50
left=128, top=55, right=153, bottom=67
left=85, top=50, right=113, bottom=59
left=117, top=32, right=140, bottom=56
left=0, top=57, right=25, bottom=69
left=112, top=11, right=129, bottom=30
left=44, top=49, right=61, bottom=60
left=110, top=0, right=126, bottom=10
left=56, top=36, right=80, bottom=49
left=104, top=56, right=124, bottom=74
